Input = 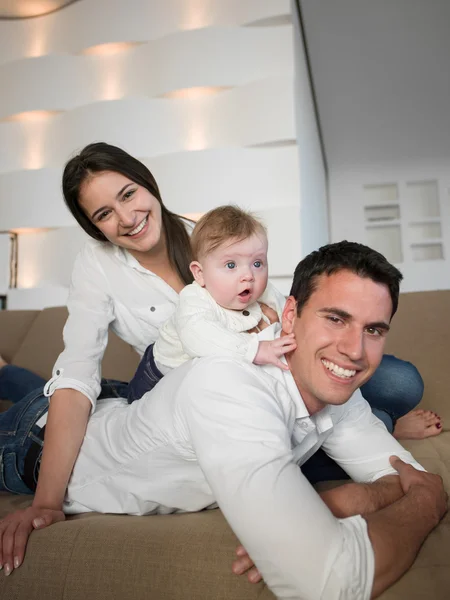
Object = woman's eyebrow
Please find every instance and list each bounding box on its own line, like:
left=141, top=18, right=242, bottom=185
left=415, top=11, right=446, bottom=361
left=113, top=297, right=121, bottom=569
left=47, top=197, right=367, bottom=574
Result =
left=116, top=183, right=133, bottom=199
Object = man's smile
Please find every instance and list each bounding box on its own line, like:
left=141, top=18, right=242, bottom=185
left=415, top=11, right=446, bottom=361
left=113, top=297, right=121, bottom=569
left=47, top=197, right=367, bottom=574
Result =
left=321, top=358, right=358, bottom=380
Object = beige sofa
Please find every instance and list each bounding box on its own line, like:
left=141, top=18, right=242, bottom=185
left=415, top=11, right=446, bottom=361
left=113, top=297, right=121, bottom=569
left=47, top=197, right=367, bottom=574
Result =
left=0, top=292, right=449, bottom=600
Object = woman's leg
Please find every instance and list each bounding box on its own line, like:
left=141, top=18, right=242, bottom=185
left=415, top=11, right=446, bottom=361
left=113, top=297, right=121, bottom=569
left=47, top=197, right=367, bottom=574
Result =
left=360, top=354, right=441, bottom=439
left=0, top=387, right=48, bottom=494
left=0, top=355, right=46, bottom=404
left=361, top=354, right=424, bottom=419
left=127, top=344, right=164, bottom=404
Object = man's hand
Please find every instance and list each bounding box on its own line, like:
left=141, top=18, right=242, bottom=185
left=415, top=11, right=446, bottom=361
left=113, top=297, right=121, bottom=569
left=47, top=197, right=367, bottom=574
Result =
left=0, top=506, right=65, bottom=576
left=389, top=456, right=448, bottom=522
left=232, top=544, right=262, bottom=584
left=254, top=336, right=297, bottom=370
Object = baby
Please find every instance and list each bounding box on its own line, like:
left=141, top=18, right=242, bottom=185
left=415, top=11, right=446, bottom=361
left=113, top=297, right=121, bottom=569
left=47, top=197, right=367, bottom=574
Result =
left=127, top=205, right=296, bottom=403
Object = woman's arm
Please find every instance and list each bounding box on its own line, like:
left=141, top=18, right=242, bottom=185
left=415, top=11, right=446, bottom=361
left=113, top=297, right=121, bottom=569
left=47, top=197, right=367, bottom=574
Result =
left=33, top=389, right=91, bottom=510
left=0, top=243, right=115, bottom=575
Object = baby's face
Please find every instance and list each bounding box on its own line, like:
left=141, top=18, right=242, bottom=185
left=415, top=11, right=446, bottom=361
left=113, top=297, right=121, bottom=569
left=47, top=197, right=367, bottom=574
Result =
left=193, top=233, right=269, bottom=310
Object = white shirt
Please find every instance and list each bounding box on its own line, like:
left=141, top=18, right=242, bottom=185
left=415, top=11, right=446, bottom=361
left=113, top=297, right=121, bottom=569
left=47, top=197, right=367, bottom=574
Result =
left=44, top=238, right=179, bottom=409
left=154, top=280, right=286, bottom=371
left=65, top=324, right=423, bottom=600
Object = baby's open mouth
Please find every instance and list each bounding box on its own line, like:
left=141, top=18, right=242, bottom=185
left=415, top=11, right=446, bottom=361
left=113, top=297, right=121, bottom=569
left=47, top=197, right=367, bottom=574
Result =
left=239, top=289, right=251, bottom=298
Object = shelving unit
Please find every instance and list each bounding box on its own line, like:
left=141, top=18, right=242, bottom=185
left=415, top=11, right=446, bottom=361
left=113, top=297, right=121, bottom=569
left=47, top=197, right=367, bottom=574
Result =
left=362, top=179, right=445, bottom=264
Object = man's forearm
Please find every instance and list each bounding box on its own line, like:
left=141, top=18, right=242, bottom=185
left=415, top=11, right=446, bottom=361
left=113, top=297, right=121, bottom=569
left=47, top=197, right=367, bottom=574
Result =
left=320, top=475, right=403, bottom=518
left=367, top=486, right=442, bottom=598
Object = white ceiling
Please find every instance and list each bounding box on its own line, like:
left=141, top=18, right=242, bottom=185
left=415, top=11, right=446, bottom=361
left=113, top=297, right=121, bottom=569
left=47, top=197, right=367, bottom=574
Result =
left=0, top=0, right=77, bottom=18
left=300, top=0, right=450, bottom=169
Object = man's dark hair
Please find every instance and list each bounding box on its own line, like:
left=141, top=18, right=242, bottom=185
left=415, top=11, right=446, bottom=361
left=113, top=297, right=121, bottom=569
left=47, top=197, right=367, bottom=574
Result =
left=290, top=241, right=403, bottom=318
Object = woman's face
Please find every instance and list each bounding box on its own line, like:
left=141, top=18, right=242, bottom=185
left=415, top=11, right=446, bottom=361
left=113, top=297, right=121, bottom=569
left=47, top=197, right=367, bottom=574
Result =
left=79, top=170, right=163, bottom=255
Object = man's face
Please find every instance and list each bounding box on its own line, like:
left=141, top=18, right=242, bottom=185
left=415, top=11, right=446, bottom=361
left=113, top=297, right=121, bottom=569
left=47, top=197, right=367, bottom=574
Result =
left=282, top=270, right=393, bottom=414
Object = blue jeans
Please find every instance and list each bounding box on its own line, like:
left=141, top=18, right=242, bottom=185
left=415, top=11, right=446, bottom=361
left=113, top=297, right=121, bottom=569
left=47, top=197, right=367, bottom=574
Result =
left=127, top=344, right=164, bottom=404
left=0, top=365, right=47, bottom=404
left=301, top=354, right=424, bottom=484
left=0, top=366, right=129, bottom=494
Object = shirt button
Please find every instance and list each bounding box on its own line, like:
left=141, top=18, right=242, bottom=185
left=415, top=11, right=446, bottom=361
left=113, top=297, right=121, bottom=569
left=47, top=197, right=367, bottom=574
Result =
left=150, top=306, right=156, bottom=312
left=243, top=310, right=250, bottom=316
left=301, top=422, right=309, bottom=430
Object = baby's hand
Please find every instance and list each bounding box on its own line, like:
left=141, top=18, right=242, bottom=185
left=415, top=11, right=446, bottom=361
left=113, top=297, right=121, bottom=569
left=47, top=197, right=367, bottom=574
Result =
left=253, top=335, right=297, bottom=370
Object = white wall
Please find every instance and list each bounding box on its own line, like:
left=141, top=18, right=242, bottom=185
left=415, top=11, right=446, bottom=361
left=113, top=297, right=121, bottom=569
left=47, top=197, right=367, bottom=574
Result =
left=291, top=1, right=328, bottom=256
left=0, top=0, right=325, bottom=307
left=301, top=0, right=450, bottom=292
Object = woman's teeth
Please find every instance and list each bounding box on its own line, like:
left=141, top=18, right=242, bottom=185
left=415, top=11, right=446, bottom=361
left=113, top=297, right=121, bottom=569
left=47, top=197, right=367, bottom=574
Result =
left=127, top=216, right=147, bottom=236
left=322, top=359, right=356, bottom=379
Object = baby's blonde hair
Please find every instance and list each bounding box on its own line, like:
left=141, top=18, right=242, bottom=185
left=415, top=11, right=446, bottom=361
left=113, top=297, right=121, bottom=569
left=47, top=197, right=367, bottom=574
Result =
left=191, top=205, right=267, bottom=261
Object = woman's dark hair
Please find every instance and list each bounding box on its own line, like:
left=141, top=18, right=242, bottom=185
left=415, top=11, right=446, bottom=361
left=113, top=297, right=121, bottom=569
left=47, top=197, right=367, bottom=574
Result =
left=62, top=142, right=193, bottom=285
left=290, top=241, right=403, bottom=318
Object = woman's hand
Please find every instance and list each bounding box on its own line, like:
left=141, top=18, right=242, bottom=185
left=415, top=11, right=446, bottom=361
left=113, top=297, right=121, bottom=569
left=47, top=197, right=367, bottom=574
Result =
left=259, top=303, right=279, bottom=325
left=232, top=544, right=263, bottom=583
left=0, top=506, right=65, bottom=575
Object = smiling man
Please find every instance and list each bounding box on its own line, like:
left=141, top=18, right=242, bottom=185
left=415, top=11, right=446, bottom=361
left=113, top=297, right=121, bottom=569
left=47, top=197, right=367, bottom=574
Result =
left=63, top=241, right=447, bottom=600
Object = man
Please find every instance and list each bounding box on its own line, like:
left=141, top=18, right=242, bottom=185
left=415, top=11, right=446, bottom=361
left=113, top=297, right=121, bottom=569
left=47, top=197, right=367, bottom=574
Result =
left=61, top=242, right=449, bottom=597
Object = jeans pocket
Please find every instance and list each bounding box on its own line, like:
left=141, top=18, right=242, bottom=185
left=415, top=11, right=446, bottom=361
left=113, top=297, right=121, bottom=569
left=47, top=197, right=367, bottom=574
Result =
left=0, top=450, right=34, bottom=495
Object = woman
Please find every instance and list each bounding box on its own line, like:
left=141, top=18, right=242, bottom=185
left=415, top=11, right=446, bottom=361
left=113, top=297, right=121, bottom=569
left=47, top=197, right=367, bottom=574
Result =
left=0, top=143, right=440, bottom=578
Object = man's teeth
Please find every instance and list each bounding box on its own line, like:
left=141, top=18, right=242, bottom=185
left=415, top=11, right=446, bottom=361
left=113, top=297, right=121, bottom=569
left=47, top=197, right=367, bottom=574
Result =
left=321, top=359, right=356, bottom=379
left=127, top=216, right=147, bottom=236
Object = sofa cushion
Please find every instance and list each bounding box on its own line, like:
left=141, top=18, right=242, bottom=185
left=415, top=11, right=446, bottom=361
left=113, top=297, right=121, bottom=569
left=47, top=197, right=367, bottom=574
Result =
left=11, top=306, right=140, bottom=383
left=385, top=290, right=450, bottom=421
left=0, top=495, right=275, bottom=600
left=0, top=309, right=40, bottom=363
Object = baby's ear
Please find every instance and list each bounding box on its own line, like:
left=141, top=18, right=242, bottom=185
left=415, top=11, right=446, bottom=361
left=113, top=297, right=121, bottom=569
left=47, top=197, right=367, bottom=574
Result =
left=190, top=261, right=205, bottom=287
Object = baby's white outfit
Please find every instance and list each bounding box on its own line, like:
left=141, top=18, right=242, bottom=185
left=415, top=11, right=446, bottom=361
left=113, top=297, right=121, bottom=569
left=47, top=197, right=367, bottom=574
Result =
left=153, top=281, right=286, bottom=373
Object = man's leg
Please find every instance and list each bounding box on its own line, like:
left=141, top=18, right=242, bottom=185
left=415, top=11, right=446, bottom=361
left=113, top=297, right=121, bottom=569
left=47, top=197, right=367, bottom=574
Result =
left=0, top=355, right=46, bottom=404
left=360, top=354, right=441, bottom=439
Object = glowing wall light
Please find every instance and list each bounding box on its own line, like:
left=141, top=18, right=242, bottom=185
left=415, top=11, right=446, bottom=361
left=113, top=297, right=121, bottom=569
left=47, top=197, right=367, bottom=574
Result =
left=180, top=0, right=214, bottom=30
left=160, top=86, right=231, bottom=100
left=3, top=111, right=60, bottom=170
left=3, top=110, right=61, bottom=123
left=183, top=213, right=204, bottom=222
left=81, top=42, right=142, bottom=56
left=26, top=18, right=52, bottom=58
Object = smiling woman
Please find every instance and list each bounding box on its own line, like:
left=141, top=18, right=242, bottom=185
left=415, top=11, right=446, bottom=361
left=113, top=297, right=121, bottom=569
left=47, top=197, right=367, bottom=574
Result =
left=0, top=141, right=195, bottom=576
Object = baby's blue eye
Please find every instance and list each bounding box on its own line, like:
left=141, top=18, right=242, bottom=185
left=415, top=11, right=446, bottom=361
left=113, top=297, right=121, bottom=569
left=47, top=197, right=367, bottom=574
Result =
left=253, top=261, right=262, bottom=268
left=226, top=262, right=236, bottom=269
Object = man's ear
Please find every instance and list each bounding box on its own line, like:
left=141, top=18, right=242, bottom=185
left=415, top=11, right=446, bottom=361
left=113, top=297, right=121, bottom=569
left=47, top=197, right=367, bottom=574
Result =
left=281, top=296, right=297, bottom=334
left=190, top=261, right=205, bottom=287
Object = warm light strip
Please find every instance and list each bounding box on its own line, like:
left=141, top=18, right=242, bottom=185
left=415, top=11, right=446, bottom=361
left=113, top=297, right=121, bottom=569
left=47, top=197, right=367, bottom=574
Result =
left=183, top=213, right=204, bottom=223
left=81, top=42, right=142, bottom=56
left=160, top=86, right=232, bottom=100
left=10, top=228, right=54, bottom=234
left=2, top=110, right=61, bottom=123
left=0, top=0, right=79, bottom=19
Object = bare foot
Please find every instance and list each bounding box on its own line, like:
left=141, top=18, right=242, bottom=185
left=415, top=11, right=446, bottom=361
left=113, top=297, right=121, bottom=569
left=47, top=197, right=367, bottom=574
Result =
left=393, top=409, right=442, bottom=440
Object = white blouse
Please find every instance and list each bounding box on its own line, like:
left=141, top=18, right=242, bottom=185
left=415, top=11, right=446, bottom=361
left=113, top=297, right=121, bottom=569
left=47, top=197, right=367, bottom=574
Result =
left=44, top=238, right=180, bottom=409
